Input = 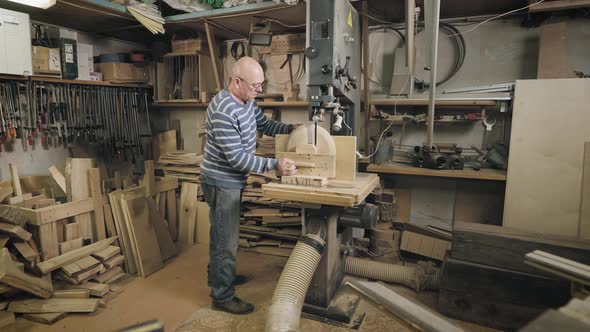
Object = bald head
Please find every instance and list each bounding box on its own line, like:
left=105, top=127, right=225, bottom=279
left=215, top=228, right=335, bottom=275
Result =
left=232, top=56, right=264, bottom=82
left=228, top=56, right=265, bottom=103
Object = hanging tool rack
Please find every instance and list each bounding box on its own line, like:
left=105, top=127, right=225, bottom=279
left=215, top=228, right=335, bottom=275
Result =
left=0, top=77, right=151, bottom=164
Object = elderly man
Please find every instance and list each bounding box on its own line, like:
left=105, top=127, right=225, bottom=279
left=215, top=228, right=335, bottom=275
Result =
left=201, top=56, right=297, bottom=315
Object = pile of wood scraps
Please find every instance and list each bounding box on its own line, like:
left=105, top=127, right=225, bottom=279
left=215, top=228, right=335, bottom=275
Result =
left=158, top=151, right=203, bottom=183
left=239, top=206, right=302, bottom=257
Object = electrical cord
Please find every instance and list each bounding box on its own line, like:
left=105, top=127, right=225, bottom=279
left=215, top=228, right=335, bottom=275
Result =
left=230, top=41, right=247, bottom=60
left=255, top=16, right=306, bottom=28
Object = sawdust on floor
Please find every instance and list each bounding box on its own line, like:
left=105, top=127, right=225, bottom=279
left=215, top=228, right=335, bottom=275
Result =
left=5, top=243, right=498, bottom=332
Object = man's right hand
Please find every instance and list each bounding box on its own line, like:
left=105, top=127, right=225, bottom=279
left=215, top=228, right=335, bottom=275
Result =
left=277, top=158, right=297, bottom=176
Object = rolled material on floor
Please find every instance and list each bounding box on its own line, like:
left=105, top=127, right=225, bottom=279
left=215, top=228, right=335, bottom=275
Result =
left=344, top=256, right=440, bottom=291
left=346, top=280, right=465, bottom=332
left=266, top=234, right=326, bottom=332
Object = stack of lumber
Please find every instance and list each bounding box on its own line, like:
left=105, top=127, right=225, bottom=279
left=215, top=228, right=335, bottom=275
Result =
left=158, top=151, right=203, bottom=183
left=256, top=136, right=276, bottom=157
left=438, top=222, right=590, bottom=331
left=242, top=171, right=280, bottom=203
left=238, top=205, right=302, bottom=257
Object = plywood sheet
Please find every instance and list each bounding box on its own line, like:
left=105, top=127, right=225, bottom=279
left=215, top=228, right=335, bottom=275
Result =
left=504, top=79, right=590, bottom=236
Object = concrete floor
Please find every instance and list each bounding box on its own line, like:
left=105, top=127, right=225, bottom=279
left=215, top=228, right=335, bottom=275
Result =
left=6, top=243, right=498, bottom=332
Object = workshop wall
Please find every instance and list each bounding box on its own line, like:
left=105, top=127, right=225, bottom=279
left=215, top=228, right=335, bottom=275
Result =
left=0, top=26, right=146, bottom=181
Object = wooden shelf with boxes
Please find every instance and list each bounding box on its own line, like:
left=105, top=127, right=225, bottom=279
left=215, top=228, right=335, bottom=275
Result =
left=0, top=74, right=150, bottom=88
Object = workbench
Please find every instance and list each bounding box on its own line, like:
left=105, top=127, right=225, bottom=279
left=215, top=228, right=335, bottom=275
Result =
left=367, top=162, right=507, bottom=181
left=261, top=173, right=379, bottom=207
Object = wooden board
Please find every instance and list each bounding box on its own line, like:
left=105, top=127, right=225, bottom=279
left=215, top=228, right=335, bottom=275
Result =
left=103, top=254, right=125, bottom=269
left=48, top=166, right=67, bottom=194
left=178, top=182, right=199, bottom=249
left=281, top=175, right=327, bottom=187
left=22, top=312, right=68, bottom=325
left=13, top=241, right=38, bottom=263
left=166, top=190, right=178, bottom=242
left=121, top=195, right=163, bottom=277
left=0, top=311, right=15, bottom=329
left=66, top=158, right=95, bottom=240
left=0, top=222, right=32, bottom=241
left=146, top=196, right=177, bottom=261
left=504, top=79, right=590, bottom=236
left=451, top=222, right=590, bottom=276
left=537, top=22, right=576, bottom=79
left=108, top=190, right=136, bottom=274
left=9, top=163, right=22, bottom=196
left=92, top=246, right=120, bottom=261
left=64, top=222, right=80, bottom=241
left=263, top=173, right=379, bottom=207
left=103, top=204, right=119, bottom=244
left=153, top=130, right=178, bottom=162
left=244, top=209, right=299, bottom=217
left=91, top=266, right=125, bottom=284
left=88, top=168, right=106, bottom=241
left=143, top=160, right=156, bottom=196
left=580, top=142, right=590, bottom=239
left=0, top=247, right=53, bottom=298
left=58, top=237, right=84, bottom=255
left=36, top=237, right=116, bottom=274
left=196, top=201, right=210, bottom=245
left=58, top=281, right=109, bottom=297
left=61, top=256, right=101, bottom=277
left=0, top=204, right=33, bottom=227
left=8, top=298, right=99, bottom=313
left=52, top=289, right=90, bottom=299
left=333, top=136, right=357, bottom=182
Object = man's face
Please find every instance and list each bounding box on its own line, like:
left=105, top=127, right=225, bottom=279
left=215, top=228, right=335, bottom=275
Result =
left=237, top=71, right=265, bottom=101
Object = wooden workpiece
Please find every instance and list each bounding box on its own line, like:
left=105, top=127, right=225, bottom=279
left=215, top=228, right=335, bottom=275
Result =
left=66, top=158, right=95, bottom=240
left=0, top=248, right=53, bottom=298
left=263, top=173, right=379, bottom=207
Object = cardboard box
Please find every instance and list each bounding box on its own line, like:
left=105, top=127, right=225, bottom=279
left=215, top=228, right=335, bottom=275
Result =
left=32, top=46, right=62, bottom=74
left=94, top=62, right=148, bottom=83
left=400, top=230, right=450, bottom=261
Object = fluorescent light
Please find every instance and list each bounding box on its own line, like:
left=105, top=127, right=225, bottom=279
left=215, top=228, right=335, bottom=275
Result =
left=6, top=0, right=56, bottom=9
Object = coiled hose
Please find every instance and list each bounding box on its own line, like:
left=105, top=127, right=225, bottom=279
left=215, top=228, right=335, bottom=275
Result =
left=266, top=234, right=326, bottom=332
left=344, top=256, right=440, bottom=291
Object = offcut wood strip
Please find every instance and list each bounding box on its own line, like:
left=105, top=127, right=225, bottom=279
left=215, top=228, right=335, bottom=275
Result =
left=91, top=266, right=126, bottom=284
left=0, top=311, right=15, bottom=329
left=178, top=182, right=199, bottom=248
left=61, top=256, right=101, bottom=277
left=244, top=209, right=299, bottom=217
left=196, top=201, right=210, bottom=245
left=143, top=160, right=156, bottom=196
left=36, top=222, right=59, bottom=260
left=48, top=166, right=67, bottom=193
left=64, top=222, right=80, bottom=241
left=8, top=298, right=99, bottom=313
left=0, top=204, right=32, bottom=227
left=57, top=264, right=103, bottom=285
left=580, top=142, right=590, bottom=239
left=58, top=281, right=109, bottom=297
left=36, top=237, right=117, bottom=274
left=8, top=193, right=32, bottom=206
left=66, top=158, right=95, bottom=240
left=22, top=312, right=68, bottom=325
left=103, top=255, right=125, bottom=269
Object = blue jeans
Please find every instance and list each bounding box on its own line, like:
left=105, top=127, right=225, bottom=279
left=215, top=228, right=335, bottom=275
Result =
left=202, top=182, right=242, bottom=303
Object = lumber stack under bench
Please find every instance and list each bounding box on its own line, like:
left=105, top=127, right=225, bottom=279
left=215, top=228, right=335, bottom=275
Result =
left=438, top=222, right=590, bottom=331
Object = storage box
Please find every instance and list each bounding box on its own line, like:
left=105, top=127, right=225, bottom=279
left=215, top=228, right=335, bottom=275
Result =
left=171, top=38, right=206, bottom=53
left=32, top=46, right=62, bottom=76
left=94, top=62, right=148, bottom=83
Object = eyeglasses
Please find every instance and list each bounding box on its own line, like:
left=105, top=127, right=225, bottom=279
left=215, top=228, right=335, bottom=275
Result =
left=238, top=77, right=266, bottom=90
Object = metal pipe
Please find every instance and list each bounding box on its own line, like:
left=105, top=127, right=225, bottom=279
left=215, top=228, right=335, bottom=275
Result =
left=425, top=0, right=440, bottom=148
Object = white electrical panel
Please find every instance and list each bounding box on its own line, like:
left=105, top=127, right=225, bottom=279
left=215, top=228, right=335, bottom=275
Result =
left=0, top=8, right=33, bottom=76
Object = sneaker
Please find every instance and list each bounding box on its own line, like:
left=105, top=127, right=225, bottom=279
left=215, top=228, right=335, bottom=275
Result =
left=234, top=275, right=249, bottom=286
left=212, top=297, right=255, bottom=315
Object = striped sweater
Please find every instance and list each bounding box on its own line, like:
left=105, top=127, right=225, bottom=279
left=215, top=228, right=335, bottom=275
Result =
left=201, top=89, right=293, bottom=189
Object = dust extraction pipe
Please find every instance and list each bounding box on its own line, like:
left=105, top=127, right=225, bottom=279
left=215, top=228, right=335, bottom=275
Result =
left=344, top=256, right=440, bottom=291
left=266, top=234, right=326, bottom=332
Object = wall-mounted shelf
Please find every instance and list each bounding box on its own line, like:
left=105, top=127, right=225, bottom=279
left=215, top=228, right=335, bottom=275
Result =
left=367, top=162, right=507, bottom=181
left=370, top=99, right=502, bottom=106
left=0, top=74, right=150, bottom=88
left=152, top=100, right=309, bottom=109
